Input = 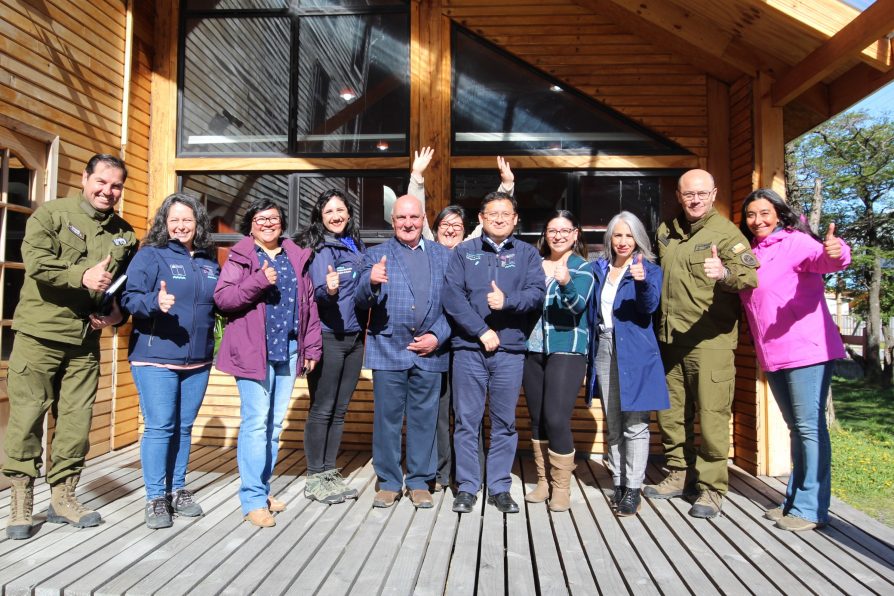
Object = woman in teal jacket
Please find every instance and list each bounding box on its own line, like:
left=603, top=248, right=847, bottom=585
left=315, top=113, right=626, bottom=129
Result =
left=522, top=210, right=595, bottom=512
left=587, top=211, right=669, bottom=517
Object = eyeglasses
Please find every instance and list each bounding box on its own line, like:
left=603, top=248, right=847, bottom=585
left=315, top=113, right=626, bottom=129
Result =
left=438, top=221, right=464, bottom=231
left=482, top=211, right=515, bottom=222
left=546, top=228, right=576, bottom=238
left=252, top=216, right=281, bottom=226
left=679, top=190, right=714, bottom=201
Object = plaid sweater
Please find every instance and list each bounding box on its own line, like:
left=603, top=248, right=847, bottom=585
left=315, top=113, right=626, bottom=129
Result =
left=529, top=253, right=595, bottom=355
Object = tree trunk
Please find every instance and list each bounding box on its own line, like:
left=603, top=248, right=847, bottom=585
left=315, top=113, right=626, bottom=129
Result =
left=865, top=251, right=884, bottom=384
left=809, top=178, right=823, bottom=234
left=826, top=385, right=837, bottom=428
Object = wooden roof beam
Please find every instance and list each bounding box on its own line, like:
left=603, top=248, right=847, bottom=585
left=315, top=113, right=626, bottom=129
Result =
left=772, top=0, right=894, bottom=107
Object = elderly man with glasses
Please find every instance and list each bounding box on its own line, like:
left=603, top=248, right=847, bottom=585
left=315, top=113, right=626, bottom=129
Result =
left=443, top=191, right=545, bottom=514
left=643, top=168, right=758, bottom=519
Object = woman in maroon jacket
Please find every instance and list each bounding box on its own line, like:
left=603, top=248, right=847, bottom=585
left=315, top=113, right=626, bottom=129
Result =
left=215, top=199, right=322, bottom=527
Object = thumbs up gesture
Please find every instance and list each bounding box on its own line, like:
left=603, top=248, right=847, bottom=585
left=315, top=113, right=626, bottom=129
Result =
left=261, top=260, right=277, bottom=285
left=487, top=280, right=505, bottom=310
left=370, top=255, right=388, bottom=285
left=82, top=254, right=114, bottom=292
left=630, top=254, right=646, bottom=281
left=824, top=222, right=842, bottom=259
left=553, top=260, right=571, bottom=286
left=157, top=280, right=176, bottom=313
left=703, top=244, right=727, bottom=281
left=326, top=264, right=340, bottom=295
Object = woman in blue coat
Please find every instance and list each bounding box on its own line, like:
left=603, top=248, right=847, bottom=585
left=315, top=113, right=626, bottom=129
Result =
left=587, top=211, right=669, bottom=517
left=121, top=193, right=219, bottom=529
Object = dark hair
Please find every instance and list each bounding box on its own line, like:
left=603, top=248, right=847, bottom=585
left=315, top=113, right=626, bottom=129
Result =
left=143, top=193, right=213, bottom=252
left=293, top=189, right=362, bottom=250
left=85, top=154, right=128, bottom=182
left=480, top=191, right=517, bottom=213
left=740, top=188, right=816, bottom=241
left=239, top=198, right=287, bottom=236
left=433, top=205, right=466, bottom=238
left=536, top=210, right=587, bottom=258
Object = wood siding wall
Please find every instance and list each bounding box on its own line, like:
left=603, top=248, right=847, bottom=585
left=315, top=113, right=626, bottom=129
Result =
left=0, top=0, right=151, bottom=460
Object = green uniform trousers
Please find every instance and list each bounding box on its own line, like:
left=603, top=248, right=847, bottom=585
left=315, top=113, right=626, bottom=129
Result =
left=3, top=332, right=99, bottom=484
left=657, top=343, right=734, bottom=494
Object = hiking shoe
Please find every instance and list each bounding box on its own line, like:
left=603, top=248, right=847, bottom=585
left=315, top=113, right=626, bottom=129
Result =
left=610, top=485, right=626, bottom=511
left=268, top=495, right=287, bottom=513
left=616, top=488, right=641, bottom=517
left=324, top=469, right=358, bottom=500
left=305, top=471, right=346, bottom=505
left=6, top=474, right=34, bottom=540
left=169, top=488, right=203, bottom=517
left=642, top=469, right=689, bottom=499
left=145, top=497, right=173, bottom=529
left=764, top=505, right=784, bottom=521
left=407, top=489, right=433, bottom=509
left=47, top=475, right=101, bottom=528
left=688, top=489, right=723, bottom=519
left=776, top=514, right=822, bottom=532
left=244, top=508, right=275, bottom=527
left=373, top=490, right=400, bottom=508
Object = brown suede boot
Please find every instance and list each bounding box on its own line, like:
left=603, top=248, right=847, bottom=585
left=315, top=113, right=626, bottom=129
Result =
left=48, top=474, right=101, bottom=528
left=525, top=439, right=551, bottom=503
left=6, top=474, right=34, bottom=540
left=548, top=449, right=576, bottom=512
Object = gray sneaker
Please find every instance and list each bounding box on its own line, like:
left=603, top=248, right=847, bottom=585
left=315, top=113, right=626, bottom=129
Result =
left=145, top=497, right=173, bottom=529
left=169, top=488, right=203, bottom=517
left=325, top=469, right=358, bottom=500
left=305, top=472, right=346, bottom=505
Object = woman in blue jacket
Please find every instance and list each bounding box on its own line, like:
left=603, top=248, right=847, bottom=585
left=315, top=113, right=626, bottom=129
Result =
left=294, top=189, right=366, bottom=504
left=122, top=193, right=220, bottom=529
left=587, top=211, right=669, bottom=517
left=522, top=210, right=595, bottom=512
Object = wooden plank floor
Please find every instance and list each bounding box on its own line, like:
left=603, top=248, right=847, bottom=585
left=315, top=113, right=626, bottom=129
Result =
left=1, top=445, right=892, bottom=595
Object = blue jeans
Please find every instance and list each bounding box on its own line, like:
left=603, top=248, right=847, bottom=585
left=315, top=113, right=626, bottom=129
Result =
left=765, top=361, right=834, bottom=524
left=132, top=364, right=210, bottom=500
left=235, top=342, right=298, bottom=515
left=372, top=366, right=440, bottom=491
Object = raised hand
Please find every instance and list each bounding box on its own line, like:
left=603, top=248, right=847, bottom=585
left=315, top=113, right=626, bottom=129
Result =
left=326, top=264, right=340, bottom=295
left=479, top=329, right=500, bottom=352
left=824, top=222, right=842, bottom=259
left=703, top=245, right=726, bottom=281
left=630, top=254, right=645, bottom=281
left=83, top=254, right=113, bottom=292
left=553, top=261, right=571, bottom=286
left=370, top=255, right=388, bottom=285
left=487, top=280, right=505, bottom=310
left=497, top=156, right=514, bottom=186
left=261, top=260, right=277, bottom=285
left=412, top=147, right=435, bottom=178
left=158, top=280, right=176, bottom=313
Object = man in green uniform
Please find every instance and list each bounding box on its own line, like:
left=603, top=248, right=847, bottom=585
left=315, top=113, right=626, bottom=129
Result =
left=3, top=154, right=137, bottom=539
left=643, top=168, right=758, bottom=518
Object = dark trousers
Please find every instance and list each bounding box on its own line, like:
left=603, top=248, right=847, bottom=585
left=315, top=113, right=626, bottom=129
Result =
left=522, top=352, right=587, bottom=454
left=452, top=349, right=524, bottom=495
left=436, top=367, right=485, bottom=486
left=305, top=332, right=364, bottom=474
left=372, top=366, right=440, bottom=491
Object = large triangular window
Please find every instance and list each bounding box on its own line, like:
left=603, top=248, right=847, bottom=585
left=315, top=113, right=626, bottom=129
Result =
left=451, top=26, right=688, bottom=157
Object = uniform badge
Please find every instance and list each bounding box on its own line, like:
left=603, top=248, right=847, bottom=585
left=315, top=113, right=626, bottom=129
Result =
left=658, top=234, right=669, bottom=246
left=67, top=224, right=85, bottom=240
left=740, top=253, right=758, bottom=267
left=732, top=243, right=746, bottom=254
left=695, top=243, right=712, bottom=252
left=113, top=237, right=128, bottom=246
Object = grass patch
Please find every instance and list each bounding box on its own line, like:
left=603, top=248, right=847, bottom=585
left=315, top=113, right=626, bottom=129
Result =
left=830, top=377, right=894, bottom=527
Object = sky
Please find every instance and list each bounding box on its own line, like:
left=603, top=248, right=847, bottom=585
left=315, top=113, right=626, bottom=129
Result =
left=844, top=0, right=893, bottom=117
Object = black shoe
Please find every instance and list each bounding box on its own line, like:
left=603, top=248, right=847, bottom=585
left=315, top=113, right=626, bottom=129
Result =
left=610, top=485, right=626, bottom=510
left=453, top=491, right=477, bottom=513
left=145, top=497, right=173, bottom=529
left=487, top=491, right=519, bottom=514
left=616, top=488, right=641, bottom=517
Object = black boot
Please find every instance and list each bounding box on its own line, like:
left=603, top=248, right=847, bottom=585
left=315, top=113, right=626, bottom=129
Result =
left=610, top=485, right=626, bottom=511
left=616, top=487, right=641, bottom=517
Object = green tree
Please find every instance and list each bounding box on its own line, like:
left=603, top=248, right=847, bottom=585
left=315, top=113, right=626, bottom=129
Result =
left=786, top=111, right=894, bottom=385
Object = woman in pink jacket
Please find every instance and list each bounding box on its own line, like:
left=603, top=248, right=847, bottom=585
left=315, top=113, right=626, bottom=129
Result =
left=739, top=188, right=850, bottom=532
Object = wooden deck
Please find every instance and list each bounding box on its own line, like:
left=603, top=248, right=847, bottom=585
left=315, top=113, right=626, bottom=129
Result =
left=1, top=445, right=892, bottom=595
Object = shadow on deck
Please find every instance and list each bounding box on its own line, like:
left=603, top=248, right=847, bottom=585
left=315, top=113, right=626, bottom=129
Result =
left=0, top=445, right=892, bottom=595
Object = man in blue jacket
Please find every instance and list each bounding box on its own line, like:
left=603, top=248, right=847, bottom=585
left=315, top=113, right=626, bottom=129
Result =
left=356, top=194, right=451, bottom=509
left=443, top=191, right=545, bottom=514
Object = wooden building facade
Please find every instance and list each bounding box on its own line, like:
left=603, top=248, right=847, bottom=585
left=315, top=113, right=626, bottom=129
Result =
left=1, top=0, right=892, bottom=482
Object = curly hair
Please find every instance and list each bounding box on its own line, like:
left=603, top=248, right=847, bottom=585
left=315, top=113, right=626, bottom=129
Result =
left=239, top=198, right=287, bottom=237
left=293, top=189, right=363, bottom=251
left=740, top=188, right=816, bottom=241
left=536, top=210, right=588, bottom=259
left=143, top=193, right=213, bottom=252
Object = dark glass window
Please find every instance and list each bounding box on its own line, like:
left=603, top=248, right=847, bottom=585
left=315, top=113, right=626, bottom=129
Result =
left=451, top=26, right=688, bottom=157
left=179, top=3, right=410, bottom=157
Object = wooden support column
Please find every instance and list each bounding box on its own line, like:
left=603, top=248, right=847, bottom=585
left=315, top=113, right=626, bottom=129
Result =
left=412, top=0, right=451, bottom=218
left=149, top=0, right=179, bottom=218
left=707, top=77, right=731, bottom=218
left=753, top=70, right=790, bottom=477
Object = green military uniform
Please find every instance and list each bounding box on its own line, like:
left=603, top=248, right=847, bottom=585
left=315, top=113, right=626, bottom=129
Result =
left=655, top=208, right=758, bottom=493
left=4, top=195, right=137, bottom=484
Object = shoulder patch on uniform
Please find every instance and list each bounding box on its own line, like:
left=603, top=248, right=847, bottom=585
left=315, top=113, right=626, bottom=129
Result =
left=67, top=224, right=84, bottom=240
left=658, top=234, right=669, bottom=246
left=731, top=242, right=746, bottom=254
left=113, top=237, right=128, bottom=246
left=740, top=253, right=758, bottom=267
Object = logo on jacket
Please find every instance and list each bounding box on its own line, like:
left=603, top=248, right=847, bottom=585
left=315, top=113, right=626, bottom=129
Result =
left=201, top=265, right=218, bottom=280
left=170, top=264, right=187, bottom=279
left=113, top=237, right=128, bottom=246
left=466, top=253, right=483, bottom=265
left=497, top=253, right=516, bottom=269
